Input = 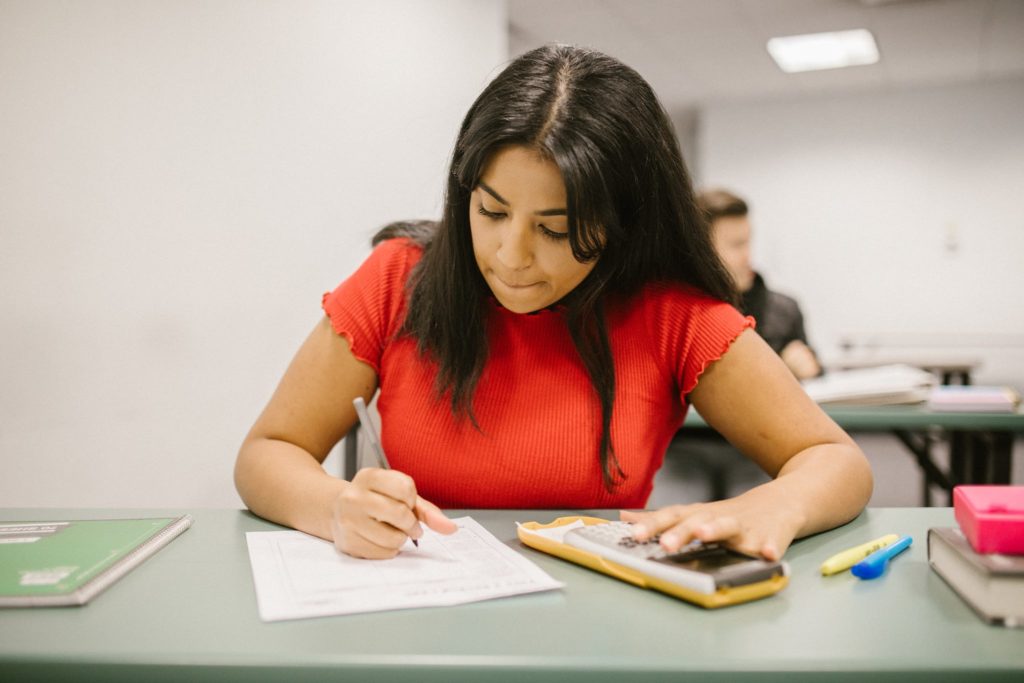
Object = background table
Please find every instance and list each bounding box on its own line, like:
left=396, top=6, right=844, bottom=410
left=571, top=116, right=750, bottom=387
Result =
left=684, top=404, right=1024, bottom=505
left=1, top=508, right=1022, bottom=682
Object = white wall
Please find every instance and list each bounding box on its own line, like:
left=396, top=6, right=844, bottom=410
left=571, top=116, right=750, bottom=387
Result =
left=0, top=0, right=508, bottom=507
left=698, top=78, right=1024, bottom=388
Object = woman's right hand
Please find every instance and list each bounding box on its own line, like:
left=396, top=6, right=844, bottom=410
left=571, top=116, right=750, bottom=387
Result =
left=330, top=468, right=457, bottom=559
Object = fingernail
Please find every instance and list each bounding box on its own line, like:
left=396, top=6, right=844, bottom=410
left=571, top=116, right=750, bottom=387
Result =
left=661, top=532, right=679, bottom=549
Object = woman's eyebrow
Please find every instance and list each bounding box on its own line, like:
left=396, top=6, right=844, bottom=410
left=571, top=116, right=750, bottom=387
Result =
left=478, top=181, right=508, bottom=205
left=478, top=181, right=567, bottom=216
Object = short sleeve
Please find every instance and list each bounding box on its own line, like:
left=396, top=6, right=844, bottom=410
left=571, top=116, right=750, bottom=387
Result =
left=641, top=283, right=755, bottom=400
left=321, top=238, right=421, bottom=374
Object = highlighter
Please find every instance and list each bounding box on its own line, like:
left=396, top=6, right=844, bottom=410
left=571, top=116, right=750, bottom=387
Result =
left=820, top=534, right=900, bottom=576
left=851, top=535, right=913, bottom=580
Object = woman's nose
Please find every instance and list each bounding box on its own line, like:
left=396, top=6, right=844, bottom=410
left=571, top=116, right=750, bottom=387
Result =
left=495, top=220, right=533, bottom=270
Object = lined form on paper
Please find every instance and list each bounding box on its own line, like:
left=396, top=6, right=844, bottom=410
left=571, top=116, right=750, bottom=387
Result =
left=245, top=516, right=564, bottom=621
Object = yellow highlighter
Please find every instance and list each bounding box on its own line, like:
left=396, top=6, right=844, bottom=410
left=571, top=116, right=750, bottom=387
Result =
left=820, top=534, right=900, bottom=576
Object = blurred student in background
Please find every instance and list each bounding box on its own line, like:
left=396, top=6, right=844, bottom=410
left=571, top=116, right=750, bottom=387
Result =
left=698, top=189, right=822, bottom=380
left=656, top=189, right=824, bottom=502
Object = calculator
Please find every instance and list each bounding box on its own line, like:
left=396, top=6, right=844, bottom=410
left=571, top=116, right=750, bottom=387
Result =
left=563, top=521, right=788, bottom=596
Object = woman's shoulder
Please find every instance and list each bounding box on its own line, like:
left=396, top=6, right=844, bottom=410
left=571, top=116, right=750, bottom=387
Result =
left=612, top=279, right=750, bottom=345
left=613, top=280, right=753, bottom=394
left=348, top=236, right=425, bottom=289
left=323, top=237, right=423, bottom=317
left=320, top=238, right=425, bottom=365
left=632, top=279, right=732, bottom=314
left=369, top=235, right=425, bottom=267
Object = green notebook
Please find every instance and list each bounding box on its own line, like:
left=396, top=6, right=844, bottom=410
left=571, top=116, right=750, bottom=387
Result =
left=0, top=515, right=192, bottom=607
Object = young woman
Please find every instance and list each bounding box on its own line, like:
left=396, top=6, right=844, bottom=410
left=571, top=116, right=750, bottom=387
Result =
left=235, top=44, right=872, bottom=561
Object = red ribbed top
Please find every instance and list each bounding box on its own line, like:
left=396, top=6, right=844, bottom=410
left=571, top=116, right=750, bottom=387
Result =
left=323, top=239, right=753, bottom=509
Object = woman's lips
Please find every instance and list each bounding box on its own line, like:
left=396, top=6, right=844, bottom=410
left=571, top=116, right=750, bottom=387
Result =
left=495, top=274, right=538, bottom=289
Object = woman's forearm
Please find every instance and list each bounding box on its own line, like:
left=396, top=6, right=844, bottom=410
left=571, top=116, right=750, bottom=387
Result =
left=234, top=436, right=348, bottom=542
left=769, top=443, right=874, bottom=539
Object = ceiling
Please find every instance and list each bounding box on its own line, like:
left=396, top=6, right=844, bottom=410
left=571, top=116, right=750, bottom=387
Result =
left=508, top=0, right=1024, bottom=114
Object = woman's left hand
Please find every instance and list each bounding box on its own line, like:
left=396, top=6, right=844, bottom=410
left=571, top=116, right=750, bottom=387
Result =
left=620, top=490, right=806, bottom=561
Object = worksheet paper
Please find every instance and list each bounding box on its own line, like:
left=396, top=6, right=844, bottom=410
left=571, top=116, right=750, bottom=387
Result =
left=245, top=517, right=564, bottom=621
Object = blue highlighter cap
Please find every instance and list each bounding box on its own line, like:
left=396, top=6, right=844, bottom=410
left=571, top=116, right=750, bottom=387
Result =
left=851, top=535, right=912, bottom=579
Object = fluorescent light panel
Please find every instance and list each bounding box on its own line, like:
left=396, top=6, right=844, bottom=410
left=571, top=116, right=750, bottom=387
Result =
left=767, top=29, right=879, bottom=73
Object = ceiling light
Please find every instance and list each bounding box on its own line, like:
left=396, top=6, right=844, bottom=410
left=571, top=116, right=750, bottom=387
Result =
left=767, top=29, right=880, bottom=73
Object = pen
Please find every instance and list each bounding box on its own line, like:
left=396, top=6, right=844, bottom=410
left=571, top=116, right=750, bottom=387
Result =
left=352, top=397, right=419, bottom=547
left=820, top=534, right=900, bottom=575
left=851, top=535, right=912, bottom=580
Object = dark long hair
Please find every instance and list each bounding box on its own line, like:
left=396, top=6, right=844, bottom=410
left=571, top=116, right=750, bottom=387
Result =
left=388, top=45, right=735, bottom=489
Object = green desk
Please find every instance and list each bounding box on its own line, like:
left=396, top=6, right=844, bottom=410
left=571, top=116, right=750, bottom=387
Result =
left=1, top=508, right=1022, bottom=682
left=684, top=405, right=1024, bottom=505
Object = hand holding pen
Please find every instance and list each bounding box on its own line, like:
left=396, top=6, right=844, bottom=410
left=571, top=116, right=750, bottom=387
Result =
left=329, top=397, right=456, bottom=559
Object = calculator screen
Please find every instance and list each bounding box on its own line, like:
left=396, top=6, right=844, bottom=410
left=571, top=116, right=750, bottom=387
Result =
left=655, top=544, right=756, bottom=573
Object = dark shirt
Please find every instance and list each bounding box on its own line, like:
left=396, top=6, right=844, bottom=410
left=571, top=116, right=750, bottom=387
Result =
left=740, top=272, right=814, bottom=358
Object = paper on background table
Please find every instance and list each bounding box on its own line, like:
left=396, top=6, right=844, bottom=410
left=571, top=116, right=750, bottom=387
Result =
left=801, top=364, right=936, bottom=405
left=245, top=516, right=564, bottom=621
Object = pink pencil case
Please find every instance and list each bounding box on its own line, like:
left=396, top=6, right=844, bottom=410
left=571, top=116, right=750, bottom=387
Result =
left=953, top=485, right=1024, bottom=555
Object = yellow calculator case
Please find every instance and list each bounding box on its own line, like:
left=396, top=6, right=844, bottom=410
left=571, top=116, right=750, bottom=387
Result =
left=517, top=516, right=789, bottom=609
